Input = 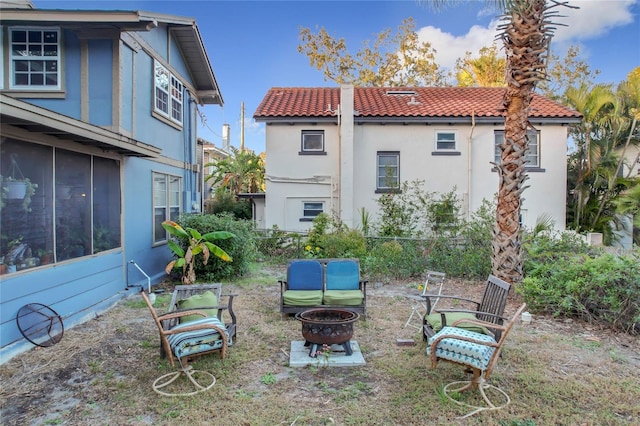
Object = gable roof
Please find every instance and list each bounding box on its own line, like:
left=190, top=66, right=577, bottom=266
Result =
left=0, top=8, right=222, bottom=105
left=253, top=87, right=582, bottom=124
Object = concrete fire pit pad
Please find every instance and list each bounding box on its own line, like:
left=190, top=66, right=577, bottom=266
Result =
left=289, top=340, right=366, bottom=367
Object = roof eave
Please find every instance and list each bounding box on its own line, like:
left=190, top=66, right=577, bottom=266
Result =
left=1, top=94, right=161, bottom=157
left=254, top=116, right=337, bottom=124
left=0, top=9, right=223, bottom=106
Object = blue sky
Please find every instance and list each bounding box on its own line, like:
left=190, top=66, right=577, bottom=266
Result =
left=34, top=0, right=640, bottom=153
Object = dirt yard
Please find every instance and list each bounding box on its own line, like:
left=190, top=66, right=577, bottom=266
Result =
left=1, top=264, right=639, bottom=425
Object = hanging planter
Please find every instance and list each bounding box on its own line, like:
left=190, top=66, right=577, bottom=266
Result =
left=1, top=155, right=38, bottom=211
left=6, top=180, right=27, bottom=199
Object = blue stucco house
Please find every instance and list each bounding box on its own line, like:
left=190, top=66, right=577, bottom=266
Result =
left=0, top=2, right=223, bottom=362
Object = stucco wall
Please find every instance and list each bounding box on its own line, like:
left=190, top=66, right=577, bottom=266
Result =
left=264, top=120, right=569, bottom=233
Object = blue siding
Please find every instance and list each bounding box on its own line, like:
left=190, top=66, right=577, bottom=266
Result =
left=1, top=17, right=212, bottom=364
left=28, top=29, right=82, bottom=119
left=121, top=46, right=134, bottom=133
left=88, top=39, right=113, bottom=125
left=123, top=157, right=178, bottom=283
left=132, top=52, right=186, bottom=159
left=138, top=29, right=168, bottom=60
left=0, top=251, right=125, bottom=355
left=169, top=35, right=189, bottom=78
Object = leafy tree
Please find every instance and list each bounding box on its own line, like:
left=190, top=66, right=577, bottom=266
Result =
left=205, top=146, right=265, bottom=195
left=455, top=44, right=506, bottom=87
left=565, top=83, right=617, bottom=229
left=536, top=45, right=600, bottom=102
left=297, top=17, right=446, bottom=87
left=162, top=220, right=234, bottom=284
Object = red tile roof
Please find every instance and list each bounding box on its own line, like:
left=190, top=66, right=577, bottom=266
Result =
left=253, top=87, right=582, bottom=121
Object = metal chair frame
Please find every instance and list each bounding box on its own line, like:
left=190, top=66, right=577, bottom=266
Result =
left=404, top=271, right=445, bottom=330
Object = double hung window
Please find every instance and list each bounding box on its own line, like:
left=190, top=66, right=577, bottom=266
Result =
left=154, top=61, right=184, bottom=125
left=377, top=151, right=400, bottom=191
left=153, top=172, right=182, bottom=244
left=10, top=27, right=61, bottom=90
left=494, top=130, right=540, bottom=168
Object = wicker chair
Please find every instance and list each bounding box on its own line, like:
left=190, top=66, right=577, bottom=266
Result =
left=140, top=289, right=230, bottom=396
left=427, top=303, right=527, bottom=418
left=422, top=274, right=511, bottom=341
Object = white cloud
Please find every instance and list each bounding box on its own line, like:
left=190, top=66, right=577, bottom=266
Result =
left=416, top=22, right=499, bottom=71
left=416, top=0, right=636, bottom=72
left=554, top=0, right=636, bottom=42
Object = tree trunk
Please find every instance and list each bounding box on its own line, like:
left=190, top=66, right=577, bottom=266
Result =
left=492, top=86, right=531, bottom=284
left=493, top=0, right=552, bottom=284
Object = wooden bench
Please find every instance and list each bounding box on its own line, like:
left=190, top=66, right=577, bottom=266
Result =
left=278, top=258, right=367, bottom=318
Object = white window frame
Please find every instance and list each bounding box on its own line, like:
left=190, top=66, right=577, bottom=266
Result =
left=0, top=27, right=4, bottom=90
left=301, top=130, right=325, bottom=153
left=494, top=130, right=540, bottom=168
left=435, top=131, right=457, bottom=151
left=377, top=151, right=400, bottom=190
left=153, top=172, right=182, bottom=244
left=302, top=201, right=324, bottom=220
left=154, top=60, right=184, bottom=126
left=9, top=27, right=61, bottom=90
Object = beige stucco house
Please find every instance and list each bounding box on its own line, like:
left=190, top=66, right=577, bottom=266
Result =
left=253, top=85, right=582, bottom=233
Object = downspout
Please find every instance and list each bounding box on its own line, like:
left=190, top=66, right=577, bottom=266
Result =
left=186, top=92, right=197, bottom=212
left=467, top=110, right=476, bottom=221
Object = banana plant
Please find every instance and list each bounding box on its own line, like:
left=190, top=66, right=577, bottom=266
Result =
left=161, top=220, right=235, bottom=284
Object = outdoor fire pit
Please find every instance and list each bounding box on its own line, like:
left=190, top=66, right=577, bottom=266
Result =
left=295, top=308, right=360, bottom=357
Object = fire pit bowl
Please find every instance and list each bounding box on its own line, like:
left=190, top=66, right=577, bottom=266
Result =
left=295, top=308, right=360, bottom=357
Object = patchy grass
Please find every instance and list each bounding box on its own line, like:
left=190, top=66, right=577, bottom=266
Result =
left=1, top=263, right=638, bottom=425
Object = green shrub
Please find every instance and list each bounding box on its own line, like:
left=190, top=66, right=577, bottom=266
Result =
left=176, top=213, right=257, bottom=280
left=520, top=250, right=640, bottom=334
left=204, top=192, right=252, bottom=219
left=362, top=238, right=427, bottom=282
left=254, top=226, right=303, bottom=261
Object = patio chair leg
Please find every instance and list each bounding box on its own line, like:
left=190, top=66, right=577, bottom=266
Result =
left=152, top=365, right=216, bottom=397
left=442, top=377, right=511, bottom=419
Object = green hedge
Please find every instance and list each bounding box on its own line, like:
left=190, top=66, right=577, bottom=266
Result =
left=520, top=250, right=640, bottom=334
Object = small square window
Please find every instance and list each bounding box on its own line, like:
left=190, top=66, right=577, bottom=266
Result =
left=301, top=131, right=324, bottom=152
left=436, top=131, right=456, bottom=151
left=303, top=202, right=323, bottom=218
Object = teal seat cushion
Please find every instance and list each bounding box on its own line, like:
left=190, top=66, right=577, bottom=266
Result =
left=167, top=316, right=231, bottom=363
left=426, top=312, right=490, bottom=335
left=426, top=326, right=496, bottom=371
left=177, top=291, right=218, bottom=324
left=323, top=290, right=364, bottom=306
left=283, top=290, right=323, bottom=306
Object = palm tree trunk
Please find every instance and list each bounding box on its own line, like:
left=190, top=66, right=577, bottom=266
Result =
left=493, top=87, right=531, bottom=283
left=493, top=0, right=555, bottom=284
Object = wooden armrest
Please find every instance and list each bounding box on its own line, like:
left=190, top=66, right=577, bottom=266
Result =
left=450, top=317, right=507, bottom=331
left=421, top=294, right=479, bottom=305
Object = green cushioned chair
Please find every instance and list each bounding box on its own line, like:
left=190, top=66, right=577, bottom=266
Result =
left=422, top=274, right=511, bottom=341
left=424, top=311, right=489, bottom=335
left=426, top=303, right=527, bottom=418
left=283, top=290, right=324, bottom=306
left=178, top=290, right=219, bottom=323
left=323, top=259, right=365, bottom=311
left=323, top=290, right=363, bottom=306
